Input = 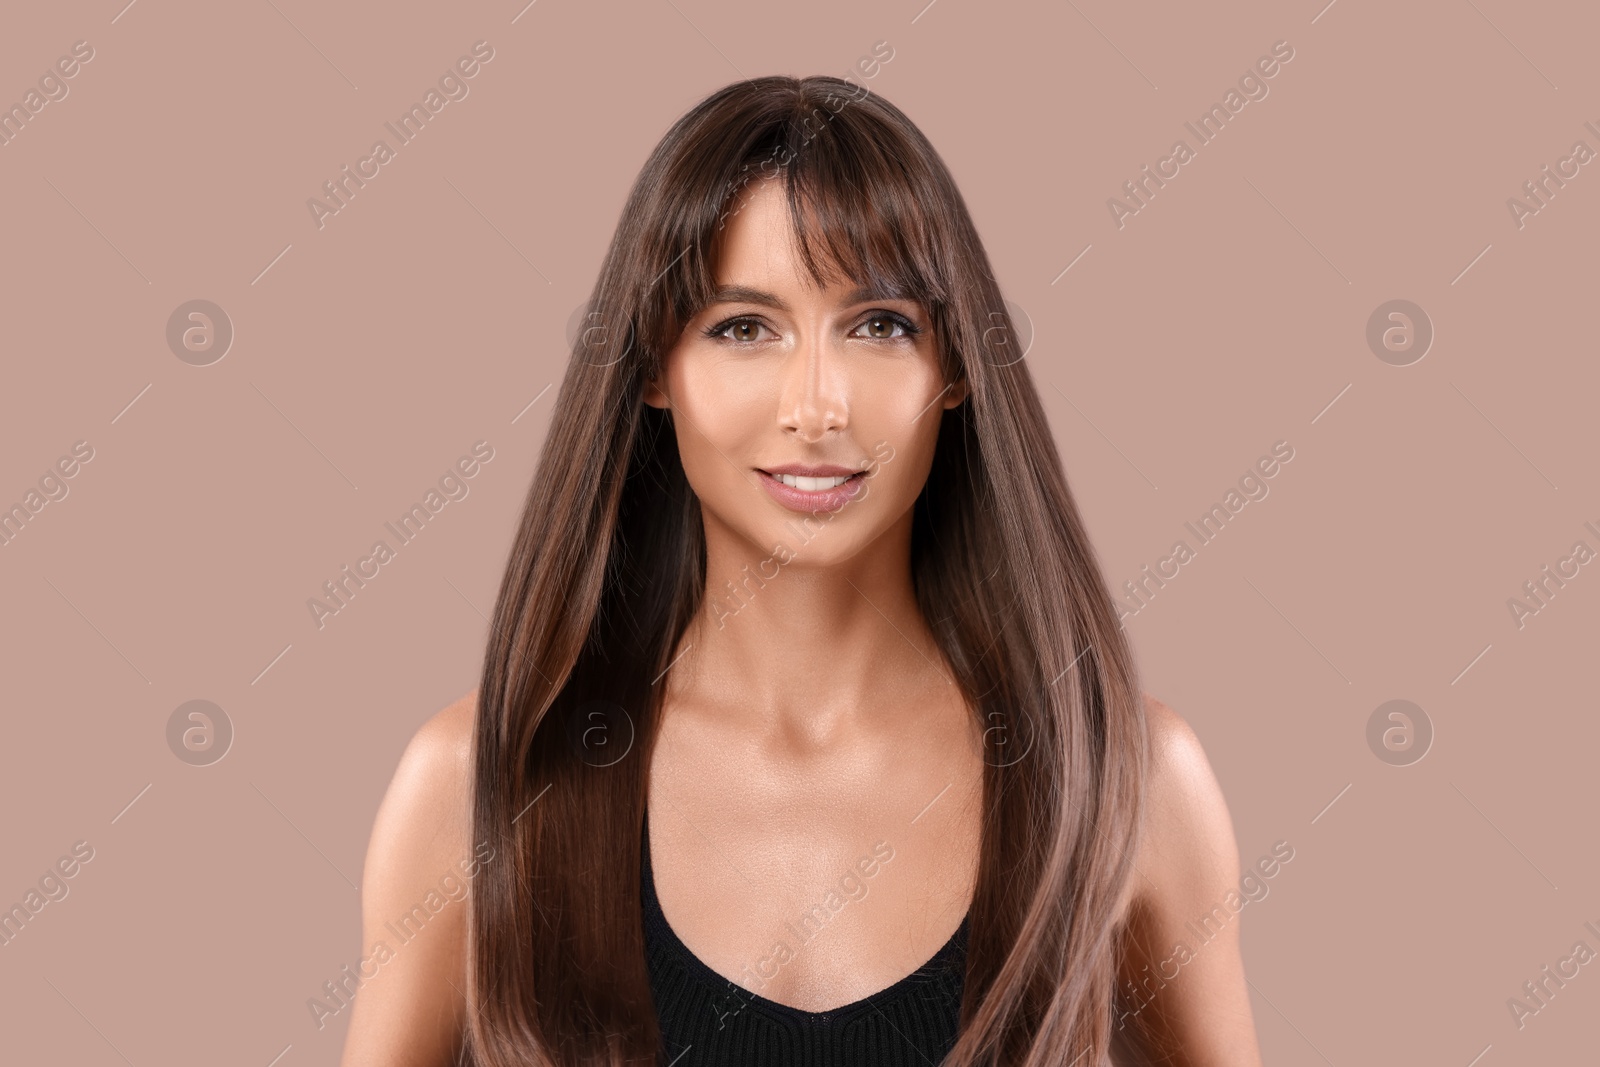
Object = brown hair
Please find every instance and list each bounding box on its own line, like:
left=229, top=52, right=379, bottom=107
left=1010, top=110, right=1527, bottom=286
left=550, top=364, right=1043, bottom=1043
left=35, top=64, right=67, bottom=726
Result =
left=465, top=74, right=1151, bottom=1066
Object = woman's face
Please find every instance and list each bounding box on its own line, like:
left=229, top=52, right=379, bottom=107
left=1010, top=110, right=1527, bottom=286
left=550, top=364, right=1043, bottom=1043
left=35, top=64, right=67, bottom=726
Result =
left=643, top=178, right=966, bottom=570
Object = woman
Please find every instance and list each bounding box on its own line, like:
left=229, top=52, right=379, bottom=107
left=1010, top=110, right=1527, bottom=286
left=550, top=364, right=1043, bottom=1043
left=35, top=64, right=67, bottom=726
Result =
left=341, top=75, right=1262, bottom=1066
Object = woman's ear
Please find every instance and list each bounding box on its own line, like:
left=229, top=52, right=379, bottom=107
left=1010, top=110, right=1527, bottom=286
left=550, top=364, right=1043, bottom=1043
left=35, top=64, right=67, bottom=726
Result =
left=642, top=375, right=670, bottom=409
left=943, top=376, right=970, bottom=409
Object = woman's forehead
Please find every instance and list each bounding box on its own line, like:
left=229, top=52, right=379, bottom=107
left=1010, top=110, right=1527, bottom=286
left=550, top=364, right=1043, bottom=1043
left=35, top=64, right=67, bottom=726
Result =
left=708, top=198, right=906, bottom=302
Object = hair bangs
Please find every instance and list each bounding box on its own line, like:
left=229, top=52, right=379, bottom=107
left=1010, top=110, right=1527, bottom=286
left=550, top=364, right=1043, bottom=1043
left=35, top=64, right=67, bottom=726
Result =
left=652, top=80, right=958, bottom=365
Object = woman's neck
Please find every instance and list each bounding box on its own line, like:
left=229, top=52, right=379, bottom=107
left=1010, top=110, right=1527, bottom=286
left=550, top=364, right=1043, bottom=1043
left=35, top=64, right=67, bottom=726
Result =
left=666, top=514, right=956, bottom=739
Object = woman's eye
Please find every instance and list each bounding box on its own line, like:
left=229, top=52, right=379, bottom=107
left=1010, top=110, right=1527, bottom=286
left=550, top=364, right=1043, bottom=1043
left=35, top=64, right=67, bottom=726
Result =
left=854, top=313, right=919, bottom=341
left=705, top=317, right=770, bottom=343
left=703, top=311, right=921, bottom=344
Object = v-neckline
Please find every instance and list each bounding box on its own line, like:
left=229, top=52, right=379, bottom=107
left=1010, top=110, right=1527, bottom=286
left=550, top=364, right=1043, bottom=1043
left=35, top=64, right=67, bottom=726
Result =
left=640, top=807, right=970, bottom=1022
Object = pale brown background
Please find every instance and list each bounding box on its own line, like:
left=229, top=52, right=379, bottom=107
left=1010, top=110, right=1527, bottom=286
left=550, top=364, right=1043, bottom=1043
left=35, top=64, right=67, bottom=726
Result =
left=2, top=0, right=1596, bottom=1064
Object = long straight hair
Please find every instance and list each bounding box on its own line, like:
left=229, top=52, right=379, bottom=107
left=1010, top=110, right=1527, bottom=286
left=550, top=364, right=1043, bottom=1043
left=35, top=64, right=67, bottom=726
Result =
left=466, top=75, right=1151, bottom=1066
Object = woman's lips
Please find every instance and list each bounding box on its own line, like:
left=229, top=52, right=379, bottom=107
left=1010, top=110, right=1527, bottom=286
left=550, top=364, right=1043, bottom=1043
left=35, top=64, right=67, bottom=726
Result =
left=756, top=468, right=867, bottom=514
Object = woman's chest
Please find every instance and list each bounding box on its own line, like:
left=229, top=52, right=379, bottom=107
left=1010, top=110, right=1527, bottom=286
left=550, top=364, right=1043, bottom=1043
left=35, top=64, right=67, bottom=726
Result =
left=644, top=705, right=984, bottom=1012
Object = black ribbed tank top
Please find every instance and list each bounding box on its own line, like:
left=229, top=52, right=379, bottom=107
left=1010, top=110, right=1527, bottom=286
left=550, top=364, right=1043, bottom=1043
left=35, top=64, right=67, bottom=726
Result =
left=642, top=809, right=969, bottom=1065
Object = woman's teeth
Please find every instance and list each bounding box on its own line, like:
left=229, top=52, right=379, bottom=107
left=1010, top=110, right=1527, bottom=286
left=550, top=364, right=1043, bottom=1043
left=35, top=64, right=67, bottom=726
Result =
left=773, top=473, right=853, bottom=490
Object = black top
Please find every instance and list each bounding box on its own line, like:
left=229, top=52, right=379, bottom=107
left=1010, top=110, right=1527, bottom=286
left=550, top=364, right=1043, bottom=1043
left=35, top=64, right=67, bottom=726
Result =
left=642, top=810, right=969, bottom=1065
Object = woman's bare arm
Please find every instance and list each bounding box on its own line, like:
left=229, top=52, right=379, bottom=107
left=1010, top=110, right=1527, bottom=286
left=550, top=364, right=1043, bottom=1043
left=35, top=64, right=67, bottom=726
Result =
left=1111, top=695, right=1264, bottom=1066
left=338, top=691, right=478, bottom=1067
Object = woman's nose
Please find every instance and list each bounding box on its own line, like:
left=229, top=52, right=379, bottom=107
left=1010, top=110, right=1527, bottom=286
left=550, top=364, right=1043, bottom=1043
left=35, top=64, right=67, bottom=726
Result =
left=778, top=332, right=848, bottom=440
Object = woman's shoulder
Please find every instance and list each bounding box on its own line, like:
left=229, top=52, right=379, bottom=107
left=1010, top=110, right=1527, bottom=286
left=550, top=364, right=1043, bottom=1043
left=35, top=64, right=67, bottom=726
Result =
left=1141, top=693, right=1215, bottom=795
left=363, top=686, right=478, bottom=896
left=1114, top=694, right=1242, bottom=921
left=407, top=688, right=477, bottom=777
left=339, top=690, right=479, bottom=1064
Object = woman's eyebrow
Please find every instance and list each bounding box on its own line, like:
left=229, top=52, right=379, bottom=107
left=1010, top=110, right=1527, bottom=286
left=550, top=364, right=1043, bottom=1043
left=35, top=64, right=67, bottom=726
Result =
left=837, top=284, right=907, bottom=307
left=704, top=283, right=910, bottom=312
left=706, top=285, right=788, bottom=311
